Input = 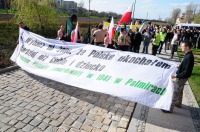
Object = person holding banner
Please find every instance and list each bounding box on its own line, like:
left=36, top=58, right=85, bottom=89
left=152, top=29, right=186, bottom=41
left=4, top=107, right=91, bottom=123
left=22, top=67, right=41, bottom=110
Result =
left=162, top=41, right=194, bottom=113
left=19, top=22, right=30, bottom=31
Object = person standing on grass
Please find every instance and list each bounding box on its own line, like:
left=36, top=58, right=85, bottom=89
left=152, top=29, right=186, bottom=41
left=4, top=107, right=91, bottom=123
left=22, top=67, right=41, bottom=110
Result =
left=162, top=41, right=194, bottom=113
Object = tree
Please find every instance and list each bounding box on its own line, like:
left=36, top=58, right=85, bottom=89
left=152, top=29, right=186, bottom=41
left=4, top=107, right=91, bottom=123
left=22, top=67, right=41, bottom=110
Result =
left=185, top=3, right=198, bottom=23
left=11, top=0, right=58, bottom=36
left=171, top=8, right=181, bottom=24
left=165, top=17, right=174, bottom=25
left=77, top=0, right=85, bottom=16
left=194, top=13, right=200, bottom=24
left=2, top=0, right=12, bottom=14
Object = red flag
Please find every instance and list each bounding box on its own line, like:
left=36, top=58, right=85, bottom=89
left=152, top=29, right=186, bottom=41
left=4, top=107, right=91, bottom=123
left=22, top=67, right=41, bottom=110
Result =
left=71, top=22, right=78, bottom=43
left=108, top=17, right=115, bottom=44
left=118, top=2, right=134, bottom=25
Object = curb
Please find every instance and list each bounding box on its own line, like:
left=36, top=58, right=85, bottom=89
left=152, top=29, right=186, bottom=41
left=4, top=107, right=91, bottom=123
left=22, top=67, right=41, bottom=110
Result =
left=0, top=65, right=19, bottom=74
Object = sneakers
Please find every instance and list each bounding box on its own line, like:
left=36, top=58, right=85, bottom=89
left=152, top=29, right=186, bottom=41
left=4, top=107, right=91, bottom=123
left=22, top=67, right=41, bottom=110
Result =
left=175, top=104, right=182, bottom=108
left=161, top=109, right=172, bottom=113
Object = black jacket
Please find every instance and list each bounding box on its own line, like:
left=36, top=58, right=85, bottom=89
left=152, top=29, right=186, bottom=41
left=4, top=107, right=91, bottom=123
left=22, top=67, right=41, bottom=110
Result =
left=176, top=51, right=194, bottom=79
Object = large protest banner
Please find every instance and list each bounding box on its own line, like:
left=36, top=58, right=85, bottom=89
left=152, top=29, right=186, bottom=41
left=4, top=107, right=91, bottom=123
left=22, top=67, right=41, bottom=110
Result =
left=11, top=29, right=177, bottom=110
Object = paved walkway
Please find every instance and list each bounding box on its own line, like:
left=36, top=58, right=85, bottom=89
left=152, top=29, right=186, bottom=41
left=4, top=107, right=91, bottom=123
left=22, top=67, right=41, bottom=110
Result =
left=0, top=45, right=199, bottom=132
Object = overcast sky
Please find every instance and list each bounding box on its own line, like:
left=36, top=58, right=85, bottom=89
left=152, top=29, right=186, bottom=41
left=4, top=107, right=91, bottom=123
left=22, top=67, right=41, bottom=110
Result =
left=64, top=0, right=200, bottom=20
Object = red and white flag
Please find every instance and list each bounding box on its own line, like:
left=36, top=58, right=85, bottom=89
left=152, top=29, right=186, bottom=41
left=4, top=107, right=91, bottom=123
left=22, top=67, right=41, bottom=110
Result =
left=108, top=17, right=115, bottom=44
left=71, top=22, right=78, bottom=43
left=117, top=2, right=134, bottom=28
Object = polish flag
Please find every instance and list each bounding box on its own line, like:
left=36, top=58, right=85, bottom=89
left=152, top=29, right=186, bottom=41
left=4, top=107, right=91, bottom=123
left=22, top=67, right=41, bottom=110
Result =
left=117, top=2, right=134, bottom=26
left=71, top=22, right=78, bottom=43
left=108, top=17, right=115, bottom=44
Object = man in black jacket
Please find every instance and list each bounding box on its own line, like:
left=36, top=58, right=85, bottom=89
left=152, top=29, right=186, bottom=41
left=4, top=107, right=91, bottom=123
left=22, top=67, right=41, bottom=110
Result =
left=133, top=27, right=143, bottom=53
left=163, top=41, right=194, bottom=113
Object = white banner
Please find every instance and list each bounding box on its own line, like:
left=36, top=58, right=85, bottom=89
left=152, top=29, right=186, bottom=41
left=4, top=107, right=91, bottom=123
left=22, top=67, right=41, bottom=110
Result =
left=11, top=29, right=177, bottom=110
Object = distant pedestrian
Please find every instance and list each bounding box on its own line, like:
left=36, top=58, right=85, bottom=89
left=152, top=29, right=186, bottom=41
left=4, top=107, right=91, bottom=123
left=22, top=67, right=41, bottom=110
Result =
left=142, top=28, right=151, bottom=54
left=93, top=23, right=107, bottom=46
left=170, top=29, right=179, bottom=59
left=162, top=41, right=194, bottom=113
left=133, top=27, right=142, bottom=53
left=152, top=29, right=160, bottom=56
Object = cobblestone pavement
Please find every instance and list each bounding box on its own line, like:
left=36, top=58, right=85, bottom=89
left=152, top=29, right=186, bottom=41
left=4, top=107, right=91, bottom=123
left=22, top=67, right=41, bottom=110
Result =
left=0, top=69, right=136, bottom=132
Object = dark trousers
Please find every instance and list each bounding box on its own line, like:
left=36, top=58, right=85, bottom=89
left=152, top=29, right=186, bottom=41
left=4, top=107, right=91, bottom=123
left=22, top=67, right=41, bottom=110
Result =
left=118, top=45, right=129, bottom=51
left=152, top=45, right=159, bottom=56
left=170, top=78, right=188, bottom=112
left=133, top=45, right=140, bottom=53
left=158, top=41, right=164, bottom=54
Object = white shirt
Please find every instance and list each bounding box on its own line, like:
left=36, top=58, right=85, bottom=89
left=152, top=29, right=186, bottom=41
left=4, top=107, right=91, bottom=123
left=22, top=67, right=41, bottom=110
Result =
left=171, top=33, right=178, bottom=45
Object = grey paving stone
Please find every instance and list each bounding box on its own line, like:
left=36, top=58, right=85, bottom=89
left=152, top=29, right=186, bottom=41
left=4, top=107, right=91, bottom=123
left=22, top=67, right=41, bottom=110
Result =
left=23, top=116, right=34, bottom=124
left=63, top=117, right=75, bottom=126
left=0, top=125, right=11, bottom=132
left=50, top=113, right=60, bottom=120
left=44, top=125, right=58, bottom=132
left=38, top=122, right=49, bottom=131
left=72, top=121, right=82, bottom=129
left=5, top=109, right=17, bottom=116
left=8, top=119, right=19, bottom=125
left=35, top=114, right=45, bottom=121
left=43, top=118, right=52, bottom=124
left=11, top=112, right=22, bottom=119
left=101, top=125, right=109, bottom=131
left=50, top=120, right=62, bottom=127
left=70, top=128, right=81, bottom=132
left=60, top=111, right=70, bottom=118
left=22, top=124, right=34, bottom=132
left=118, top=120, right=128, bottom=129
left=92, top=121, right=103, bottom=129
left=30, top=118, right=42, bottom=127
left=1, top=117, right=12, bottom=124
left=81, top=124, right=93, bottom=132
left=17, top=114, right=28, bottom=121
left=59, top=124, right=70, bottom=131
left=15, top=121, right=26, bottom=129
left=30, top=128, right=42, bottom=132
left=77, top=116, right=86, bottom=123
left=6, top=127, right=17, bottom=132
left=103, top=118, right=112, bottom=125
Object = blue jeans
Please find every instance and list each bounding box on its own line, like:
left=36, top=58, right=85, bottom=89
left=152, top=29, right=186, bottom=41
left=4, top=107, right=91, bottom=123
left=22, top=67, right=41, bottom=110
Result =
left=142, top=42, right=150, bottom=53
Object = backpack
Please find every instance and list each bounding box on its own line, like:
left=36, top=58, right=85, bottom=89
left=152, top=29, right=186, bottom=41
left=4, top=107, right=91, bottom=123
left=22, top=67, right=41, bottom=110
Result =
left=144, top=32, right=151, bottom=42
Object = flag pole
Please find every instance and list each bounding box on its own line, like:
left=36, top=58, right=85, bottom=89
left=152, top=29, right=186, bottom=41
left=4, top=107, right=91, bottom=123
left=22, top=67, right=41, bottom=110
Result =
left=132, top=0, right=136, bottom=24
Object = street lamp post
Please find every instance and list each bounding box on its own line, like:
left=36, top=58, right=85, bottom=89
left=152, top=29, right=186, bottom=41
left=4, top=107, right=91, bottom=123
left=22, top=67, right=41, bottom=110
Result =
left=87, top=0, right=92, bottom=43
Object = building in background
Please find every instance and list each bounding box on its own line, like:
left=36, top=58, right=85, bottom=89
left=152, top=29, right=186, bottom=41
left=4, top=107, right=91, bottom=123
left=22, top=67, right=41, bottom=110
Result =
left=62, top=1, right=77, bottom=14
left=176, top=11, right=194, bottom=24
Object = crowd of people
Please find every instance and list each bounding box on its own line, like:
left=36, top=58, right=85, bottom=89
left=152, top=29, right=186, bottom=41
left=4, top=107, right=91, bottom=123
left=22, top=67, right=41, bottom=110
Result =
left=55, top=22, right=200, bottom=59
left=19, top=21, right=200, bottom=57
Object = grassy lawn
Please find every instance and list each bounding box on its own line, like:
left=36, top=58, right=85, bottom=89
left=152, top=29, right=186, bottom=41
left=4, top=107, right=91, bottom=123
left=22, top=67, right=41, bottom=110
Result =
left=177, top=47, right=200, bottom=107
left=0, top=9, right=16, bottom=14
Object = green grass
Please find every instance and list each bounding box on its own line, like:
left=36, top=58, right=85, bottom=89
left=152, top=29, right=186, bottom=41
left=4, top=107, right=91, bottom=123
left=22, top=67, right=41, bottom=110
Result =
left=177, top=47, right=200, bottom=107
left=0, top=9, right=16, bottom=14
